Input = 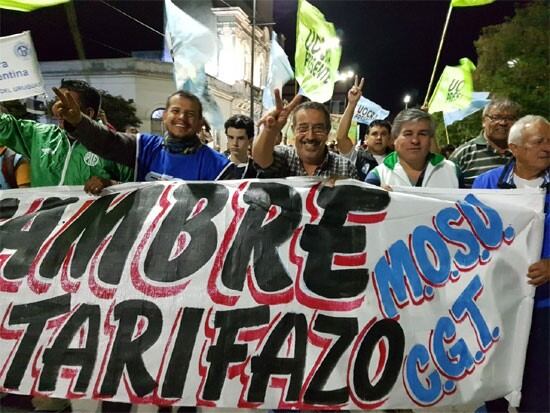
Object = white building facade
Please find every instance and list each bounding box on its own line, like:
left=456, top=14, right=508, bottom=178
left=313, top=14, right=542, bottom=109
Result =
left=39, top=6, right=270, bottom=149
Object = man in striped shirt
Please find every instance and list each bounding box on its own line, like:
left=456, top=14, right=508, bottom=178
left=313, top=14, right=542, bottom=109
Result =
left=449, top=98, right=521, bottom=188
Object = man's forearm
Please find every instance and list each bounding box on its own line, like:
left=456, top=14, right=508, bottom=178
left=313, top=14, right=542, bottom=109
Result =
left=67, top=115, right=136, bottom=167
left=252, top=128, right=276, bottom=168
left=336, top=101, right=358, bottom=155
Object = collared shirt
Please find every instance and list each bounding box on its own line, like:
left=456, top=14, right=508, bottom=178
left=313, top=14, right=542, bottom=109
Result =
left=365, top=151, right=460, bottom=188
left=449, top=131, right=513, bottom=188
left=256, top=145, right=358, bottom=179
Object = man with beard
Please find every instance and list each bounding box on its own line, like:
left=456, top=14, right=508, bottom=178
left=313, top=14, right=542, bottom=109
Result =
left=253, top=91, right=357, bottom=179
left=450, top=98, right=521, bottom=188
left=54, top=89, right=232, bottom=412
left=53, top=89, right=235, bottom=193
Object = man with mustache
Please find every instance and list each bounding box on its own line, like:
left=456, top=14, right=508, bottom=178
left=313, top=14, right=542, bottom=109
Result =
left=450, top=98, right=520, bottom=188
left=253, top=91, right=357, bottom=179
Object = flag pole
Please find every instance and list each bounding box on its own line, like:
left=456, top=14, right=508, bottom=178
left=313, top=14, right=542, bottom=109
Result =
left=250, top=0, right=256, bottom=120
left=423, top=1, right=454, bottom=107
left=444, top=123, right=450, bottom=144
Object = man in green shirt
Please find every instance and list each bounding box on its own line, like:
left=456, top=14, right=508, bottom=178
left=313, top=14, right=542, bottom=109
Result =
left=0, top=79, right=132, bottom=412
left=0, top=79, right=132, bottom=187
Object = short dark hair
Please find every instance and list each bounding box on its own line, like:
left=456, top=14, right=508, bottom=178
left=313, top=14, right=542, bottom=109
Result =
left=292, top=101, right=331, bottom=132
left=224, top=114, right=255, bottom=139
left=60, top=79, right=101, bottom=119
left=165, top=90, right=203, bottom=119
left=366, top=119, right=391, bottom=135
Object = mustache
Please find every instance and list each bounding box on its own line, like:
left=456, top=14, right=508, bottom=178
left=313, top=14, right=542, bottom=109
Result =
left=300, top=138, right=321, bottom=145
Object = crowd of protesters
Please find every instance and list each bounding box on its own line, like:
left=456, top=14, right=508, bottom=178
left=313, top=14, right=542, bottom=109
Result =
left=0, top=77, right=548, bottom=413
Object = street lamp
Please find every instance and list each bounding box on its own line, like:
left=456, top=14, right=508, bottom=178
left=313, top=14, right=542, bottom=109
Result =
left=403, top=94, right=411, bottom=109
left=337, top=69, right=354, bottom=82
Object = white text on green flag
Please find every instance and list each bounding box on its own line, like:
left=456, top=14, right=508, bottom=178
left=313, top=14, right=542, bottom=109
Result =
left=352, top=96, right=390, bottom=125
left=0, top=31, right=44, bottom=102
left=262, top=31, right=294, bottom=111
left=428, top=57, right=475, bottom=114
left=295, top=0, right=341, bottom=103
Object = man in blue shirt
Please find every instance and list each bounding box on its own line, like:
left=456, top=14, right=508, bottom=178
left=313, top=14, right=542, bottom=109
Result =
left=53, top=89, right=235, bottom=193
left=473, top=115, right=550, bottom=413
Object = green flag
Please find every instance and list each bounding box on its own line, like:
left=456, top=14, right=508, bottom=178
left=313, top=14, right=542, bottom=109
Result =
left=451, top=0, right=495, bottom=7
left=0, top=0, right=69, bottom=12
left=428, top=57, right=476, bottom=114
left=295, top=0, right=341, bottom=103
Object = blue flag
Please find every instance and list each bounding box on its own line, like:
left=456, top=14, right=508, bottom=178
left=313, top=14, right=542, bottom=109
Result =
left=164, top=0, right=223, bottom=130
left=262, top=31, right=294, bottom=111
left=443, top=92, right=491, bottom=126
left=352, top=96, right=390, bottom=125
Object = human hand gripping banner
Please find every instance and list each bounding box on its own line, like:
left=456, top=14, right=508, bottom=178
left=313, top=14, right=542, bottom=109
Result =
left=0, top=180, right=544, bottom=409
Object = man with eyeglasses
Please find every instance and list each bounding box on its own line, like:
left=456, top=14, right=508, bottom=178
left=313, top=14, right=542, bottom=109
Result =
left=449, top=98, right=521, bottom=188
left=473, top=115, right=550, bottom=413
left=253, top=91, right=357, bottom=179
left=53, top=89, right=236, bottom=194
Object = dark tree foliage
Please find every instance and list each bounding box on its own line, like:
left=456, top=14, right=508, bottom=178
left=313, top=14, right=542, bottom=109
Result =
left=0, top=100, right=37, bottom=120
left=434, top=1, right=548, bottom=148
left=474, top=1, right=549, bottom=118
left=99, top=91, right=142, bottom=132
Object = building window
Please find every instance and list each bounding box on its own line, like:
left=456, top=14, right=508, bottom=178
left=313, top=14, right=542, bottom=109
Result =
left=151, top=108, right=164, bottom=135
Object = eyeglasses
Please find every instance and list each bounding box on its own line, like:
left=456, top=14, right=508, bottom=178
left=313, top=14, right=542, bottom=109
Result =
left=295, top=124, right=327, bottom=137
left=485, top=114, right=517, bottom=123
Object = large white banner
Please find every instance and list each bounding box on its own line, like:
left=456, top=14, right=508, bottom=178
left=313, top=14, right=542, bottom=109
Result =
left=0, top=31, right=45, bottom=102
left=0, top=180, right=544, bottom=410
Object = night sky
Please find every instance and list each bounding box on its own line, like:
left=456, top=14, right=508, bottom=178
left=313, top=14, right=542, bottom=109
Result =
left=0, top=0, right=521, bottom=114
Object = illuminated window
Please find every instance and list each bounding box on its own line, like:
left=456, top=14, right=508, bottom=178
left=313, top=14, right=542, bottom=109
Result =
left=151, top=108, right=164, bottom=135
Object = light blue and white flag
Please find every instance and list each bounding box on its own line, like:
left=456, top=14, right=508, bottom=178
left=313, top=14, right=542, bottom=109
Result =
left=352, top=96, right=390, bottom=125
left=164, top=0, right=223, bottom=130
left=443, top=91, right=490, bottom=126
left=262, top=31, right=294, bottom=110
